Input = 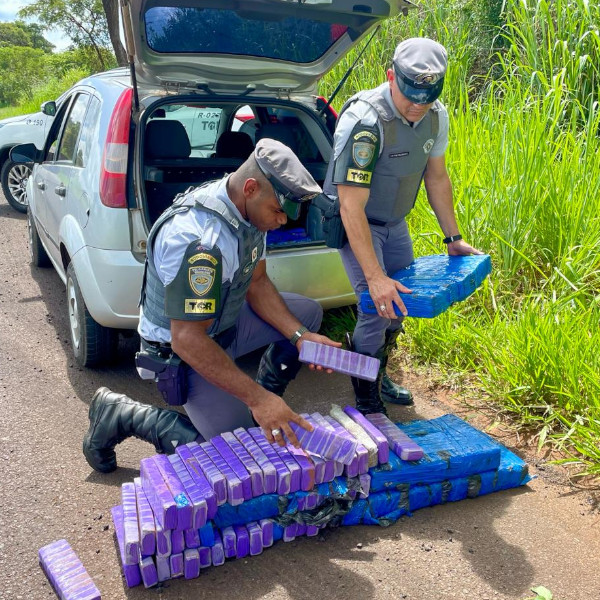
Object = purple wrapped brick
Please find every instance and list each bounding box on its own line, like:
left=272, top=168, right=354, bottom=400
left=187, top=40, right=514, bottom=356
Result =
left=156, top=555, right=170, bottom=582
left=168, top=452, right=209, bottom=528
left=296, top=524, right=307, bottom=537
left=299, top=340, right=380, bottom=381
left=343, top=405, right=389, bottom=464
left=110, top=507, right=142, bottom=588
left=290, top=423, right=356, bottom=464
left=289, top=421, right=359, bottom=466
left=211, top=531, right=225, bottom=566
left=301, top=414, right=334, bottom=482
left=174, top=445, right=218, bottom=518
left=184, top=527, right=200, bottom=549
left=309, top=412, right=345, bottom=477
left=222, top=526, right=237, bottom=559
left=233, top=428, right=278, bottom=494
left=169, top=553, right=184, bottom=578
left=198, top=546, right=211, bottom=569
left=139, top=456, right=177, bottom=530
left=259, top=519, right=274, bottom=548
left=234, top=525, right=250, bottom=559
left=155, top=515, right=171, bottom=558
left=39, top=539, right=102, bottom=599
left=306, top=525, right=319, bottom=537
left=139, top=555, right=158, bottom=588
left=210, top=436, right=253, bottom=501
left=187, top=442, right=228, bottom=505
left=365, top=413, right=425, bottom=461
left=283, top=524, right=297, bottom=542
left=329, top=406, right=378, bottom=468
left=133, top=478, right=156, bottom=557
left=247, top=427, right=292, bottom=495
left=285, top=445, right=315, bottom=491
left=184, top=548, right=200, bottom=579
left=247, top=521, right=263, bottom=556
left=120, top=482, right=140, bottom=565
left=199, top=441, right=245, bottom=506
left=220, top=431, right=264, bottom=497
left=171, top=528, right=185, bottom=555
left=322, top=415, right=368, bottom=476
left=152, top=454, right=193, bottom=530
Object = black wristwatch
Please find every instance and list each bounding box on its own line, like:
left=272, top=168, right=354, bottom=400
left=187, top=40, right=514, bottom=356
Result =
left=289, top=326, right=308, bottom=345
left=443, top=234, right=462, bottom=244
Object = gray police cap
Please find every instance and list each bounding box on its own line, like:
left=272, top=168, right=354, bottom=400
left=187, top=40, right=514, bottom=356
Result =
left=393, top=37, right=448, bottom=104
left=254, top=138, right=322, bottom=220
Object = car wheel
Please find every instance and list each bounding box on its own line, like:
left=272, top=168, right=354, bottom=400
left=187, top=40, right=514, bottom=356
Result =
left=27, top=209, right=51, bottom=268
left=1, top=159, right=31, bottom=214
left=66, top=262, right=118, bottom=367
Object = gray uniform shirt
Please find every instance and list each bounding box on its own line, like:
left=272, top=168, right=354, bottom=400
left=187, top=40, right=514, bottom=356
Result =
left=138, top=176, right=267, bottom=344
left=332, top=84, right=449, bottom=162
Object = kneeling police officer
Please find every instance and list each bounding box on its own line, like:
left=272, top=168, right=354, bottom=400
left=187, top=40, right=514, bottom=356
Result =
left=83, top=139, right=341, bottom=472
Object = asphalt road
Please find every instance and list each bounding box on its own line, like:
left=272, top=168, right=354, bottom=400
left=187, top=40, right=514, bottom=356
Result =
left=1, top=193, right=599, bottom=600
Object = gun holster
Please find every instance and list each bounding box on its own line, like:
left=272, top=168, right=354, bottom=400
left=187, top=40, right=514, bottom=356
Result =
left=135, top=344, right=188, bottom=406
left=309, top=193, right=347, bottom=249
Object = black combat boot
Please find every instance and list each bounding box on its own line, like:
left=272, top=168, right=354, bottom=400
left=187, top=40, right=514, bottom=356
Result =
left=83, top=387, right=198, bottom=473
left=346, top=333, right=387, bottom=416
left=256, top=341, right=303, bottom=396
left=379, top=327, right=414, bottom=406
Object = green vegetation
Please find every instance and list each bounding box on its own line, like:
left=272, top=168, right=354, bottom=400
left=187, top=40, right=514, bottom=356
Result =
left=320, top=0, right=600, bottom=476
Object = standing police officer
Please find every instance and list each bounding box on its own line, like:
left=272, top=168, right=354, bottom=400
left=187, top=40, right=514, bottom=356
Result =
left=323, top=37, right=482, bottom=416
left=83, top=139, right=341, bottom=473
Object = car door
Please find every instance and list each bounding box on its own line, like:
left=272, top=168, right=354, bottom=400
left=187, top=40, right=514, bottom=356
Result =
left=38, top=92, right=91, bottom=268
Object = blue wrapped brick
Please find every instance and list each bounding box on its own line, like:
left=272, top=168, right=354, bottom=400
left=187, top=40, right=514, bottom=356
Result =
left=360, top=254, right=492, bottom=318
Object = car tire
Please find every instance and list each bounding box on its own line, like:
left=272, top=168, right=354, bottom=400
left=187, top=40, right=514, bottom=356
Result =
left=66, top=262, right=118, bottom=367
left=1, top=159, right=31, bottom=214
left=27, top=209, right=51, bottom=268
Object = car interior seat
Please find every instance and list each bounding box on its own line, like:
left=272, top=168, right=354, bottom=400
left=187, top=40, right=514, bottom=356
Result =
left=215, top=131, right=254, bottom=159
left=255, top=123, right=299, bottom=154
left=145, top=120, right=191, bottom=163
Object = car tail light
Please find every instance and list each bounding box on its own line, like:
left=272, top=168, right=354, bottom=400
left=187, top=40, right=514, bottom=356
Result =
left=100, top=87, right=133, bottom=208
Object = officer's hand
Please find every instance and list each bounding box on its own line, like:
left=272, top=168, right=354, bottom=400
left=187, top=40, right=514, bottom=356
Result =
left=251, top=391, right=313, bottom=447
left=297, top=332, right=342, bottom=373
left=447, top=239, right=483, bottom=256
left=368, top=273, right=412, bottom=318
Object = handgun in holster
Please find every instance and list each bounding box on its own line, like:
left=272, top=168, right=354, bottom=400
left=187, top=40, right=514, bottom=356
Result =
left=309, top=193, right=348, bottom=249
left=135, top=346, right=188, bottom=406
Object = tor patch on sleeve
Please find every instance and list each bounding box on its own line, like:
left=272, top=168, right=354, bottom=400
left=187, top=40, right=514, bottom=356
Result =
left=333, top=122, right=380, bottom=188
left=164, top=240, right=222, bottom=320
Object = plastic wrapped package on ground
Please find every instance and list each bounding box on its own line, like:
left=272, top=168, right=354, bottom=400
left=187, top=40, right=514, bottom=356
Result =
left=360, top=254, right=492, bottom=318
left=108, top=411, right=530, bottom=589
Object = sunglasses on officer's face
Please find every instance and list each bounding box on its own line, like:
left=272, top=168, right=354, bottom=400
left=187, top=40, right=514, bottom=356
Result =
left=270, top=178, right=318, bottom=220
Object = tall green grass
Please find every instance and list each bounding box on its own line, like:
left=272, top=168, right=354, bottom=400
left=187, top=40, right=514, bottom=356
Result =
left=321, top=0, right=600, bottom=475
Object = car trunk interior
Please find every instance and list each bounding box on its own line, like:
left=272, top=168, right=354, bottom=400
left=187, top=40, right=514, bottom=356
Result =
left=140, top=98, right=331, bottom=250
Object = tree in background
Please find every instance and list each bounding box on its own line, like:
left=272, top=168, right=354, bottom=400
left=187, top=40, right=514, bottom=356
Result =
left=0, top=46, right=46, bottom=105
left=0, top=21, right=55, bottom=53
left=18, top=0, right=125, bottom=71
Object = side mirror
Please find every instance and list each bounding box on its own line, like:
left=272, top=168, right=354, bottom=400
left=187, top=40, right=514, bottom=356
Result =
left=10, top=143, right=41, bottom=164
left=41, top=101, right=57, bottom=116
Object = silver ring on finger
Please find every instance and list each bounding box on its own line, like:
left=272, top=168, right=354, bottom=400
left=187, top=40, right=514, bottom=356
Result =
left=271, top=428, right=281, bottom=437
left=379, top=305, right=386, bottom=311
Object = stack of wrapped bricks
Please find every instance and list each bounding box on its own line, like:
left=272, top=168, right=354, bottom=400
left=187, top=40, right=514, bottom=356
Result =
left=111, top=406, right=530, bottom=588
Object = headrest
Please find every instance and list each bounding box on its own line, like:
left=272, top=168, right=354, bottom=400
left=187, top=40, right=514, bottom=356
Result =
left=216, top=131, right=254, bottom=159
left=145, top=120, right=191, bottom=160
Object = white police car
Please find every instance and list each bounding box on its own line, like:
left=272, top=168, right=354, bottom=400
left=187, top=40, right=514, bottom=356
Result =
left=12, top=0, right=411, bottom=367
left=0, top=100, right=62, bottom=213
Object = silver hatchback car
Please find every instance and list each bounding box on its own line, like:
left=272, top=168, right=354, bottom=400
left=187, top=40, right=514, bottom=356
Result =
left=13, top=0, right=410, bottom=367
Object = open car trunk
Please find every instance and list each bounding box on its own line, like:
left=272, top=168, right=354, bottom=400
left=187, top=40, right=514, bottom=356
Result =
left=140, top=95, right=333, bottom=250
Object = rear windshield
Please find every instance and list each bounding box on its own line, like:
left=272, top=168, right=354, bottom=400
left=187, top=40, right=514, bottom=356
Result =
left=145, top=7, right=348, bottom=63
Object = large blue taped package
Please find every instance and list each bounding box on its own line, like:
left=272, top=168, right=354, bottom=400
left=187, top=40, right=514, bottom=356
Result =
left=359, top=254, right=492, bottom=318
left=343, top=443, right=531, bottom=526
left=369, top=414, right=502, bottom=491
left=266, top=227, right=312, bottom=247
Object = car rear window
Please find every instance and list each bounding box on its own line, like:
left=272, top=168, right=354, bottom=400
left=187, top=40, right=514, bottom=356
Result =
left=145, top=7, right=348, bottom=63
